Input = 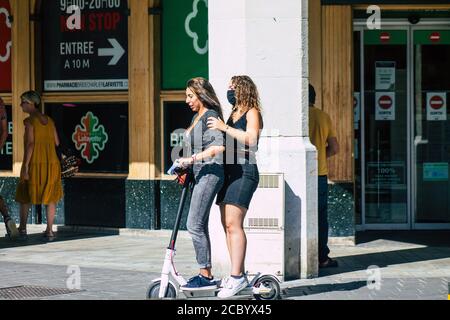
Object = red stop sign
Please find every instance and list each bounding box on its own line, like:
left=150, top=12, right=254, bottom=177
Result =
left=430, top=95, right=444, bottom=110
left=429, top=32, right=441, bottom=43
left=378, top=95, right=392, bottom=110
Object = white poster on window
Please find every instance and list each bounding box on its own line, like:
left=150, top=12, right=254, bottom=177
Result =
left=375, top=92, right=395, bottom=121
left=354, top=92, right=360, bottom=130
left=426, top=92, right=447, bottom=121
left=375, top=61, right=396, bottom=91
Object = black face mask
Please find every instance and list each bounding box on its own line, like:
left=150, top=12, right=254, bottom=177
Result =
left=227, top=90, right=236, bottom=106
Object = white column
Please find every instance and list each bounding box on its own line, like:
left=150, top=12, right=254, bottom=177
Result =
left=208, top=0, right=318, bottom=279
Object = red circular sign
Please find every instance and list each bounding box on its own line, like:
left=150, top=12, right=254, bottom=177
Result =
left=429, top=32, right=441, bottom=43
left=430, top=95, right=444, bottom=110
left=380, top=32, right=390, bottom=43
left=378, top=95, right=392, bottom=110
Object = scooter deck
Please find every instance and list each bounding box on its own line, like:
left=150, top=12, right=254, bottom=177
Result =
left=180, top=288, right=219, bottom=298
left=180, top=284, right=258, bottom=299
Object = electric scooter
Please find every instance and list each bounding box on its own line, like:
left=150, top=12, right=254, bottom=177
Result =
left=146, top=160, right=281, bottom=300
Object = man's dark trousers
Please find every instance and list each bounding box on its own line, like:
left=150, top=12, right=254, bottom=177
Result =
left=318, top=175, right=330, bottom=263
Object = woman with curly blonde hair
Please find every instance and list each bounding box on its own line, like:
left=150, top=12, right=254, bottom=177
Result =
left=207, top=75, right=263, bottom=298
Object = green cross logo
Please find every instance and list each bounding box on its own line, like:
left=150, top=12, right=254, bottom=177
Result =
left=72, top=112, right=108, bottom=164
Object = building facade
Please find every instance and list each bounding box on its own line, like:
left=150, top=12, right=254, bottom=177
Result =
left=0, top=0, right=449, bottom=279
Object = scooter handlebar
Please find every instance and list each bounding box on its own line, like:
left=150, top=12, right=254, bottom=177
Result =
left=167, top=159, right=191, bottom=175
left=167, top=160, right=181, bottom=175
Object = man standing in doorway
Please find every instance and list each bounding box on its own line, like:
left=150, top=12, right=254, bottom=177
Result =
left=0, top=97, right=19, bottom=239
left=308, top=84, right=339, bottom=268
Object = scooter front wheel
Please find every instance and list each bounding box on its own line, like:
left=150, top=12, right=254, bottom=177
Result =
left=253, top=275, right=281, bottom=300
left=147, top=280, right=178, bottom=299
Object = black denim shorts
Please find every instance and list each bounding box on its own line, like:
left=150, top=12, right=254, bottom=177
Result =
left=216, top=163, right=259, bottom=210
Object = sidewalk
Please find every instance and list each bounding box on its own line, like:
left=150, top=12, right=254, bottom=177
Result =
left=0, top=225, right=449, bottom=300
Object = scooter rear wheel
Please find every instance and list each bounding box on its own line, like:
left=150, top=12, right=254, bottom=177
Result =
left=147, top=280, right=177, bottom=299
left=253, top=275, right=281, bottom=300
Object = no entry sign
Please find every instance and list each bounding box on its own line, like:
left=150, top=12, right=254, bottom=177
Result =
left=0, top=0, right=11, bottom=92
left=427, top=92, right=447, bottom=121
left=43, top=0, right=128, bottom=91
left=429, top=32, right=441, bottom=43
left=378, top=95, right=392, bottom=109
left=375, top=92, right=395, bottom=121
left=380, top=32, right=390, bottom=43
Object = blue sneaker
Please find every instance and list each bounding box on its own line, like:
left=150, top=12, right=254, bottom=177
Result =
left=180, top=275, right=218, bottom=291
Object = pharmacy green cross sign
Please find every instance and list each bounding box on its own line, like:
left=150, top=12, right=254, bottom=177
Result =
left=162, top=0, right=208, bottom=90
left=72, top=112, right=109, bottom=164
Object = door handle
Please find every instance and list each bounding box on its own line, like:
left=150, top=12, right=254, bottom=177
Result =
left=414, top=136, right=428, bottom=146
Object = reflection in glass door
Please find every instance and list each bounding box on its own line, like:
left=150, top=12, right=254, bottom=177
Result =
left=362, top=29, right=409, bottom=227
left=413, top=29, right=450, bottom=228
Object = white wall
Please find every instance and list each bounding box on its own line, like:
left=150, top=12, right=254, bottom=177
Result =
left=208, top=0, right=318, bottom=279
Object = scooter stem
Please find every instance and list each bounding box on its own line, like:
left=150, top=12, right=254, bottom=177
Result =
left=167, top=172, right=191, bottom=249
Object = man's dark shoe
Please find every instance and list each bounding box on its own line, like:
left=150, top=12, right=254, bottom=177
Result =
left=319, top=257, right=338, bottom=268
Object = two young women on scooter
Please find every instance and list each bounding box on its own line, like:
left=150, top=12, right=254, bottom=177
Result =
left=178, top=76, right=263, bottom=298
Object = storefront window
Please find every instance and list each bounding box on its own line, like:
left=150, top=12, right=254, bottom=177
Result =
left=0, top=0, right=11, bottom=92
left=46, top=103, right=129, bottom=174
left=363, top=30, right=408, bottom=224
left=162, top=100, right=195, bottom=173
left=37, top=1, right=130, bottom=175
left=42, top=0, right=128, bottom=91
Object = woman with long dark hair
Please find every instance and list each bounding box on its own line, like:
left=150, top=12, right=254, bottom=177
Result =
left=177, top=77, right=225, bottom=290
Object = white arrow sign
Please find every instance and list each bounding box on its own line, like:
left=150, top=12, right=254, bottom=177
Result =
left=98, top=38, right=125, bottom=66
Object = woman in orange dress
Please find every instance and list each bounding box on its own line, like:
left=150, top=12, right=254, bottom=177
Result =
left=15, top=91, right=63, bottom=240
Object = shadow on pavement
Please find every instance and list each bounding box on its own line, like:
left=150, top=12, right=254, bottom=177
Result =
left=319, top=241, right=450, bottom=276
left=0, top=231, right=117, bottom=249
left=282, top=281, right=367, bottom=298
left=356, top=230, right=450, bottom=247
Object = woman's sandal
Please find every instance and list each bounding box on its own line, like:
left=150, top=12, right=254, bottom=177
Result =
left=42, top=231, right=56, bottom=242
left=17, top=228, right=28, bottom=241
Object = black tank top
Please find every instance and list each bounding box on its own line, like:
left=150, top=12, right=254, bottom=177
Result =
left=225, top=111, right=258, bottom=164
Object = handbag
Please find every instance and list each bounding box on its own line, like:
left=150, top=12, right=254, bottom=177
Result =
left=56, top=146, right=81, bottom=178
left=60, top=152, right=81, bottom=178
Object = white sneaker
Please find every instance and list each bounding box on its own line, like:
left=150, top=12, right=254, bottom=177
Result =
left=217, top=276, right=248, bottom=298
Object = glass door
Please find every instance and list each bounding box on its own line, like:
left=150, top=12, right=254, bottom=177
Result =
left=355, top=22, right=450, bottom=230
left=412, top=27, right=450, bottom=229
left=361, top=29, right=410, bottom=228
